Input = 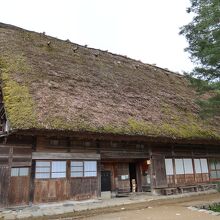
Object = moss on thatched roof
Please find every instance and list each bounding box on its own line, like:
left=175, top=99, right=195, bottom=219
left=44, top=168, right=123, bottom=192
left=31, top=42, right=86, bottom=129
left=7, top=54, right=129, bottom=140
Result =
left=0, top=23, right=219, bottom=140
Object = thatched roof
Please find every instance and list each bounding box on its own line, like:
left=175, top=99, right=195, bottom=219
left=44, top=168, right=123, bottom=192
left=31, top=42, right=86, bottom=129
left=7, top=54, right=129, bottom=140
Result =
left=0, top=23, right=219, bottom=140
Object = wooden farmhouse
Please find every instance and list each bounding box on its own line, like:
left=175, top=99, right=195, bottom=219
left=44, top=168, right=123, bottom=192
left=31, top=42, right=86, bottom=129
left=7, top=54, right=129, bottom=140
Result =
left=0, top=23, right=220, bottom=208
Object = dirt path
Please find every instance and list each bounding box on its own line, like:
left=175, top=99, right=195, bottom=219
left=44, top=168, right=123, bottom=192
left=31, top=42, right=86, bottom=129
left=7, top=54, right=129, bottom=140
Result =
left=48, top=193, right=220, bottom=220
left=82, top=194, right=220, bottom=220
left=84, top=205, right=219, bottom=220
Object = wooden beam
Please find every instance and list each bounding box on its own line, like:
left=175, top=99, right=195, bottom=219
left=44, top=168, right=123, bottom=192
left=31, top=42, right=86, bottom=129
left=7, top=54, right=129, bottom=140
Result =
left=11, top=162, right=32, bottom=167
left=14, top=130, right=220, bottom=146
left=101, top=152, right=149, bottom=159
left=32, top=152, right=101, bottom=160
left=0, top=144, right=32, bottom=149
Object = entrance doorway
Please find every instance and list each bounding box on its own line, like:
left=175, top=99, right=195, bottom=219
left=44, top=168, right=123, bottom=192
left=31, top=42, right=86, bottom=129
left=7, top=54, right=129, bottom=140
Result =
left=101, top=171, right=111, bottom=192
left=129, top=163, right=137, bottom=192
left=8, top=167, right=30, bottom=206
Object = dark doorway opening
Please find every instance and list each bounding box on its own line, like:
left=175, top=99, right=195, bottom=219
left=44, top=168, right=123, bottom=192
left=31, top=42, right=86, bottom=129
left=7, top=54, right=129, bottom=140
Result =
left=129, top=163, right=137, bottom=192
left=101, top=171, right=111, bottom=192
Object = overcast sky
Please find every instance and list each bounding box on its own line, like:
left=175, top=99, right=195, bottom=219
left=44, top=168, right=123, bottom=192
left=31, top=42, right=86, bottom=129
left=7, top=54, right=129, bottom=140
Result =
left=1, top=0, right=194, bottom=73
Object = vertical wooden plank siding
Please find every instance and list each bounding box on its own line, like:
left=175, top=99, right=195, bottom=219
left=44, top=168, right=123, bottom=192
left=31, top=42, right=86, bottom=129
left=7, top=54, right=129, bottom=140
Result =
left=117, top=163, right=130, bottom=192
left=166, top=175, right=175, bottom=187
left=0, top=136, right=33, bottom=207
left=135, top=162, right=142, bottom=192
left=0, top=166, right=10, bottom=207
left=9, top=144, right=32, bottom=206
left=34, top=179, right=68, bottom=203
left=0, top=144, right=12, bottom=207
left=8, top=176, right=30, bottom=205
left=33, top=169, right=99, bottom=203
left=69, top=178, right=98, bottom=200
left=101, top=162, right=116, bottom=190
left=152, top=156, right=168, bottom=188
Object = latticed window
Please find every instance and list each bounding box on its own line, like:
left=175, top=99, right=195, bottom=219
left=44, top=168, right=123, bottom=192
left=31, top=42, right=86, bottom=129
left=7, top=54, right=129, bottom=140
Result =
left=71, top=161, right=97, bottom=177
left=165, top=159, right=174, bottom=175
left=174, top=158, right=193, bottom=175
left=84, top=161, right=97, bottom=177
left=165, top=158, right=208, bottom=175
left=11, top=167, right=29, bottom=176
left=71, top=161, right=83, bottom=177
left=194, top=158, right=208, bottom=174
left=209, top=159, right=220, bottom=179
left=35, top=161, right=66, bottom=179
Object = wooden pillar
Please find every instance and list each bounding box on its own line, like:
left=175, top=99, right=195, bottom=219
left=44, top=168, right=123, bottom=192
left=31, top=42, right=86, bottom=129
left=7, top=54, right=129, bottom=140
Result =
left=97, top=160, right=101, bottom=197
left=135, top=162, right=142, bottom=192
left=0, top=140, right=11, bottom=208
left=6, top=144, right=13, bottom=207
left=29, top=136, right=36, bottom=204
left=96, top=140, right=101, bottom=198
left=171, top=145, right=176, bottom=186
left=0, top=167, right=10, bottom=207
left=191, top=146, right=196, bottom=183
left=149, top=146, right=154, bottom=193
left=67, top=137, right=71, bottom=153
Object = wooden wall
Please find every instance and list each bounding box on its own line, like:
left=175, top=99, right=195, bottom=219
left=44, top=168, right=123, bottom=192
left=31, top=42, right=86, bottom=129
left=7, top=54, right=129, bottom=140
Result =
left=0, top=144, right=10, bottom=207
left=33, top=161, right=100, bottom=203
left=8, top=176, right=30, bottom=205
left=0, top=134, right=220, bottom=207
left=99, top=142, right=149, bottom=159
left=32, top=137, right=101, bottom=203
left=117, top=163, right=131, bottom=192
left=36, top=137, right=149, bottom=159
left=0, top=165, right=10, bottom=208
left=151, top=144, right=220, bottom=189
left=101, top=161, right=145, bottom=193
left=101, top=162, right=115, bottom=191
left=152, top=155, right=167, bottom=188
left=0, top=136, right=33, bottom=207
left=69, top=178, right=98, bottom=200
left=101, top=162, right=130, bottom=192
left=34, top=179, right=68, bottom=203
